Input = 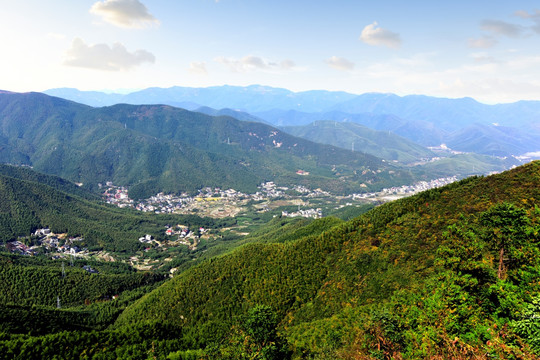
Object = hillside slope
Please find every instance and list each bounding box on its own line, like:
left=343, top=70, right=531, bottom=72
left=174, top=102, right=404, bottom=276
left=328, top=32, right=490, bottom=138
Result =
left=0, top=165, right=230, bottom=253
left=0, top=92, right=407, bottom=198
left=116, top=161, right=540, bottom=358
left=283, top=120, right=435, bottom=163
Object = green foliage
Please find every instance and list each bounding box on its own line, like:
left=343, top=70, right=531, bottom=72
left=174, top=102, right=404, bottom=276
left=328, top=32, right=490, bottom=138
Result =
left=0, top=165, right=235, bottom=254
left=0, top=92, right=408, bottom=198
left=116, top=161, right=540, bottom=358
left=4, top=161, right=540, bottom=358
left=513, top=295, right=540, bottom=353
left=208, top=305, right=289, bottom=360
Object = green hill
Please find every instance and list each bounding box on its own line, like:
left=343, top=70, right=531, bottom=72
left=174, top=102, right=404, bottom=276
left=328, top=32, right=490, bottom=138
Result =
left=283, top=120, right=435, bottom=163
left=0, top=164, right=233, bottom=254
left=113, top=161, right=540, bottom=358
left=0, top=92, right=410, bottom=199
left=2, top=145, right=540, bottom=357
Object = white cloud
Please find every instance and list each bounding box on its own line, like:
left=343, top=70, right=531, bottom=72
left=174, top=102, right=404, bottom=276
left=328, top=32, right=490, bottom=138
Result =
left=280, top=59, right=296, bottom=70
left=188, top=61, right=208, bottom=75
left=63, top=38, right=155, bottom=71
left=360, top=22, right=401, bottom=48
left=214, top=55, right=295, bottom=72
left=480, top=19, right=523, bottom=38
left=355, top=50, right=540, bottom=103
left=325, top=56, right=355, bottom=71
left=468, top=36, right=498, bottom=49
left=515, top=9, right=540, bottom=34
left=90, top=0, right=159, bottom=29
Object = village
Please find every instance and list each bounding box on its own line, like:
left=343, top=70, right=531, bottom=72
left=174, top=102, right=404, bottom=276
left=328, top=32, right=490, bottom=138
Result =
left=101, top=180, right=331, bottom=219
left=4, top=175, right=460, bottom=266
left=102, top=176, right=460, bottom=218
left=351, top=176, right=458, bottom=201
left=3, top=222, right=210, bottom=272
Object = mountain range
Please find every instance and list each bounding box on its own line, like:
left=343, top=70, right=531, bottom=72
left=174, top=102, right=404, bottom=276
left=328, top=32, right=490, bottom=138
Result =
left=282, top=120, right=436, bottom=163
left=2, top=84, right=540, bottom=357
left=44, top=85, right=540, bottom=158
left=0, top=91, right=413, bottom=199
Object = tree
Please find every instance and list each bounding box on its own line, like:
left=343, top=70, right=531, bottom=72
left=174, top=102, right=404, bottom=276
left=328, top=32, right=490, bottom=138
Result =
left=211, top=305, right=289, bottom=360
left=480, top=203, right=529, bottom=279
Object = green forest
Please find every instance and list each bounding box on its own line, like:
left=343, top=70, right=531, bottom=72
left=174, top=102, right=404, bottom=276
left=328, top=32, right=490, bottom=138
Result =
left=0, top=92, right=418, bottom=199
left=2, top=161, right=540, bottom=358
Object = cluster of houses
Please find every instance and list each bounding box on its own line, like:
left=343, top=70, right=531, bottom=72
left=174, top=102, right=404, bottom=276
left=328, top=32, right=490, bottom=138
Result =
left=165, top=225, right=205, bottom=249
left=101, top=182, right=133, bottom=208
left=352, top=176, right=458, bottom=200
left=100, top=175, right=461, bottom=224
left=102, top=178, right=345, bottom=218
left=5, top=241, right=34, bottom=255
left=282, top=208, right=323, bottom=219
left=4, top=228, right=87, bottom=258
left=135, top=192, right=191, bottom=213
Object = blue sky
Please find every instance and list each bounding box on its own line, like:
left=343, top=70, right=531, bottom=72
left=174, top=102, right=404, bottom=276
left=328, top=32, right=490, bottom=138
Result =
left=1, top=0, right=540, bottom=103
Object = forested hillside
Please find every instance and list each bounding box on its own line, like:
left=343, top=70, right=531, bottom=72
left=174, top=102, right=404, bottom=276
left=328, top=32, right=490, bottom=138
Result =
left=114, top=161, right=540, bottom=358
left=0, top=91, right=410, bottom=199
left=0, top=164, right=233, bottom=253
left=283, top=120, right=435, bottom=162
left=2, top=162, right=540, bottom=358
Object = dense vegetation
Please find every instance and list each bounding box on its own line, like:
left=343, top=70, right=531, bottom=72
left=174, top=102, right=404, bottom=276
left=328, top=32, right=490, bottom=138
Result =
left=0, top=253, right=164, bottom=335
left=0, top=164, right=235, bottom=254
left=2, top=161, right=540, bottom=358
left=113, top=161, right=540, bottom=358
left=0, top=92, right=413, bottom=199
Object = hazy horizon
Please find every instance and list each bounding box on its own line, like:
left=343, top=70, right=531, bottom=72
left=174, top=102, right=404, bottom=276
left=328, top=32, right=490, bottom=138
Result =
left=2, top=1, right=540, bottom=104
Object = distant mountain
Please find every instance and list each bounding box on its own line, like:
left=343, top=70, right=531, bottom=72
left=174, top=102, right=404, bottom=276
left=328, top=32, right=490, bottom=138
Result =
left=194, top=106, right=268, bottom=124
left=282, top=120, right=435, bottom=163
left=44, top=85, right=358, bottom=113
left=44, top=85, right=540, bottom=157
left=446, top=123, right=540, bottom=157
left=253, top=109, right=407, bottom=128
left=44, top=85, right=540, bottom=131
left=0, top=91, right=409, bottom=199
left=42, top=88, right=125, bottom=107
left=328, top=93, right=487, bottom=131
left=413, top=153, right=520, bottom=178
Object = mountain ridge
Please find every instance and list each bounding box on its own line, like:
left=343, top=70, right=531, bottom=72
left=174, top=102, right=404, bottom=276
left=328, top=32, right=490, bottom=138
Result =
left=43, top=85, right=540, bottom=157
left=0, top=91, right=404, bottom=199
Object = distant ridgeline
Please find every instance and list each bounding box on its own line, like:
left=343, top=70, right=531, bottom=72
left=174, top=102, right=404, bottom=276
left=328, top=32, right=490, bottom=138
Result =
left=0, top=91, right=415, bottom=200
left=1, top=162, right=540, bottom=358
left=44, top=85, right=540, bottom=158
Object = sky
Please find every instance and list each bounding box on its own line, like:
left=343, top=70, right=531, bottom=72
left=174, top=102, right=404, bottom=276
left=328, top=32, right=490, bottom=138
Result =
left=1, top=0, right=540, bottom=104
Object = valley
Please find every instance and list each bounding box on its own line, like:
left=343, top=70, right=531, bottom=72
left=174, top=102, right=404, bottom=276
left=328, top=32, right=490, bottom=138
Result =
left=0, top=87, right=539, bottom=359
left=5, top=1, right=540, bottom=358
